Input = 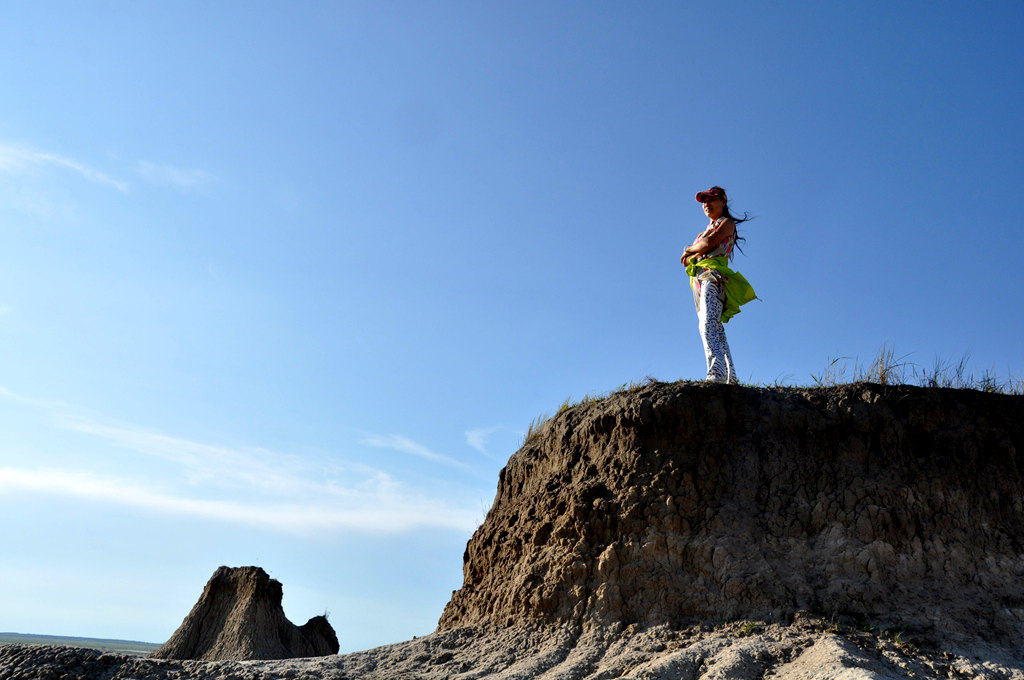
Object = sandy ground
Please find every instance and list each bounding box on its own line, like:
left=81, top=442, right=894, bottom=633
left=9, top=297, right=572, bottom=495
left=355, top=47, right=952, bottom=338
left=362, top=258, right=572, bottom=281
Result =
left=3, top=619, right=1024, bottom=679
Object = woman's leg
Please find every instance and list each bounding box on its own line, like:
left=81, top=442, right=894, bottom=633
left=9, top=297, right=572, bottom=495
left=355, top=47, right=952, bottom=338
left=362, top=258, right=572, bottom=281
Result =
left=698, top=282, right=736, bottom=383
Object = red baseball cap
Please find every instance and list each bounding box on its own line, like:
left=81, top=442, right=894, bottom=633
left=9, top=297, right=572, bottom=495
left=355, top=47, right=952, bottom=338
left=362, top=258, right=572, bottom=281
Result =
left=695, top=186, right=727, bottom=203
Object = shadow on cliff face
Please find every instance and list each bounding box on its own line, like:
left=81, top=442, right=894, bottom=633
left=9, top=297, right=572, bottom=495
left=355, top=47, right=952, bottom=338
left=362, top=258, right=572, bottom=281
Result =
left=440, top=381, right=1024, bottom=645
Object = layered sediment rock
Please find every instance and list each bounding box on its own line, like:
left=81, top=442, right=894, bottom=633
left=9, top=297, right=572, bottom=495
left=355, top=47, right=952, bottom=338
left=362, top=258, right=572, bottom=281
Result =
left=151, top=566, right=339, bottom=661
left=439, top=382, right=1024, bottom=643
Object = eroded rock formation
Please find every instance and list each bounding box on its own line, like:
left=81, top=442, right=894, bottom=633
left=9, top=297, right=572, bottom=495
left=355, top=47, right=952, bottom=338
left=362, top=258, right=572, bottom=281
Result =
left=439, top=382, right=1024, bottom=644
left=151, top=566, right=339, bottom=661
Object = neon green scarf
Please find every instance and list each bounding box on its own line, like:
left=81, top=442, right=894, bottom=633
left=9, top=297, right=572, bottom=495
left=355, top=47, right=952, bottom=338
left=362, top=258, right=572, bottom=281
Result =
left=686, top=256, right=757, bottom=323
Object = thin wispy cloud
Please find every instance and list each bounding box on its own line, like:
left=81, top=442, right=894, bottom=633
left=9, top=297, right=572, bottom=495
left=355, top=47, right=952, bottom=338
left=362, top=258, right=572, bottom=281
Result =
left=0, top=467, right=477, bottom=533
left=361, top=433, right=469, bottom=470
left=0, top=385, right=75, bottom=412
left=0, top=385, right=330, bottom=495
left=59, top=417, right=315, bottom=495
left=0, top=385, right=480, bottom=534
left=465, top=426, right=500, bottom=457
left=136, top=161, right=216, bottom=192
left=0, top=142, right=128, bottom=192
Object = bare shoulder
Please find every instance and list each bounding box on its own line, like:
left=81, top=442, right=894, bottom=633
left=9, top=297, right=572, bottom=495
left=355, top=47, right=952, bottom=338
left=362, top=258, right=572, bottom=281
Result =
left=709, top=217, right=736, bottom=238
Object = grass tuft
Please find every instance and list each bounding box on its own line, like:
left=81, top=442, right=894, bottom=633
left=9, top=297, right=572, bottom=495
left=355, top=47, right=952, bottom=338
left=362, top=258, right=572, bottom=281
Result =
left=865, top=345, right=912, bottom=385
left=736, top=621, right=761, bottom=637
left=522, top=412, right=551, bottom=445
left=811, top=345, right=1021, bottom=394
left=810, top=355, right=852, bottom=387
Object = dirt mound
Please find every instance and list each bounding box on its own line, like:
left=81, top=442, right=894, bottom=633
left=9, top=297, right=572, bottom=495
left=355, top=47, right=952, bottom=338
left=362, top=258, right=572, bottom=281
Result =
left=439, top=382, right=1024, bottom=645
left=150, top=566, right=338, bottom=661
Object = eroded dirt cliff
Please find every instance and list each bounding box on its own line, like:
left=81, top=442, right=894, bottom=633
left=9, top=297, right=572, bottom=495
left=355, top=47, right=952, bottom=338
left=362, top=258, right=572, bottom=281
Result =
left=151, top=566, right=338, bottom=661
left=439, top=381, right=1024, bottom=644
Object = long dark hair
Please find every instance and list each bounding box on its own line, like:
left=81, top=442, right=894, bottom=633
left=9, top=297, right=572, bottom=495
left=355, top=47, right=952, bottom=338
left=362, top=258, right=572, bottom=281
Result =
left=722, top=203, right=750, bottom=225
left=714, top=186, right=751, bottom=253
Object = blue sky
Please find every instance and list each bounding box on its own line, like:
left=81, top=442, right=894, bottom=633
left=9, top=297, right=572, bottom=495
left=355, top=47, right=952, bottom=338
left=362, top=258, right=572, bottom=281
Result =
left=1, top=1, right=1022, bottom=653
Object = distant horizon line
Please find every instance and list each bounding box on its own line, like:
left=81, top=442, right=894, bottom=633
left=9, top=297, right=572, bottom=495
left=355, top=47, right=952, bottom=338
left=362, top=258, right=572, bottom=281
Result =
left=0, top=632, right=160, bottom=648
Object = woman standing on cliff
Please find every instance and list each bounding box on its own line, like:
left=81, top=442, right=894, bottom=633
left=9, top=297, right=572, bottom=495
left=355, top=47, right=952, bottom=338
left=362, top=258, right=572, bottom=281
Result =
left=680, top=186, right=756, bottom=383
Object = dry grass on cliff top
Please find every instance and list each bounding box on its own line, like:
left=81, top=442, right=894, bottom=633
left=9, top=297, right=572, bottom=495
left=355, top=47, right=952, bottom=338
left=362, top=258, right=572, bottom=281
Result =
left=522, top=346, right=1022, bottom=445
left=809, top=345, right=1023, bottom=393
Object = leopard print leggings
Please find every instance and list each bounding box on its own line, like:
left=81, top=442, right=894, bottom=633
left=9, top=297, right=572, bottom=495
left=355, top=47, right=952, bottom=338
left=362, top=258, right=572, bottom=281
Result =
left=697, top=281, right=736, bottom=383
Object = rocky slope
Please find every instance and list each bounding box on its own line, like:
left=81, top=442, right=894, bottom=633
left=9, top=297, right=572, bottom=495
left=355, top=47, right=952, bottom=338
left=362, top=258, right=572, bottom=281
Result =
left=3, top=619, right=1024, bottom=679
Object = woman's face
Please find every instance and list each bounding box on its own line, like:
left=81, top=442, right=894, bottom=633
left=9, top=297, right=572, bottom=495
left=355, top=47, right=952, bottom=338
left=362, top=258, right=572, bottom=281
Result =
left=702, top=197, right=725, bottom=220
